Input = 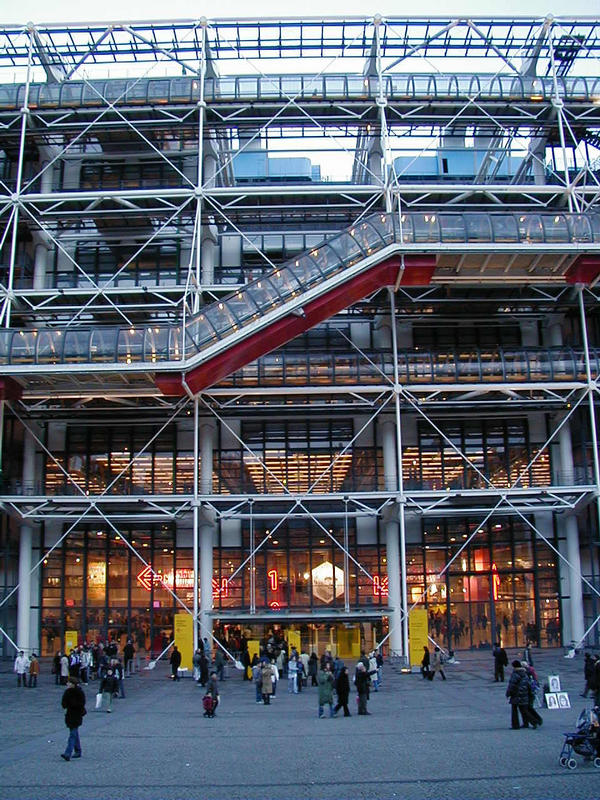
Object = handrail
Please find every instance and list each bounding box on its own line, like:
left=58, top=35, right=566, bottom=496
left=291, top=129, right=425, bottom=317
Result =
left=0, top=211, right=599, bottom=371
left=1, top=73, right=599, bottom=111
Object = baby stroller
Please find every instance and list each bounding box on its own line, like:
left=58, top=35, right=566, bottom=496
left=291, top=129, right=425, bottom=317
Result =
left=202, top=694, right=215, bottom=718
left=559, top=707, right=600, bottom=769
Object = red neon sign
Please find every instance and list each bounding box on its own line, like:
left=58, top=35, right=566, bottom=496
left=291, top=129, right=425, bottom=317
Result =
left=269, top=601, right=280, bottom=609
left=491, top=563, right=500, bottom=601
left=136, top=567, right=229, bottom=599
left=267, top=569, right=278, bottom=591
left=373, top=575, right=389, bottom=597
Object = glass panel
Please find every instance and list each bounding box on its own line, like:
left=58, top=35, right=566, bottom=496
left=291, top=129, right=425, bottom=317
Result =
left=567, top=214, right=592, bottom=242
left=518, top=214, right=544, bottom=243
left=542, top=214, right=569, bottom=243
left=36, top=330, right=63, bottom=364
left=117, top=329, right=144, bottom=363
left=491, top=215, right=519, bottom=242
left=464, top=214, right=492, bottom=242
left=90, top=328, right=118, bottom=362
left=439, top=215, right=466, bottom=242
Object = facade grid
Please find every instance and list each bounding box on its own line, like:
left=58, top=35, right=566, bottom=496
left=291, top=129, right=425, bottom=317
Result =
left=0, top=14, right=599, bottom=663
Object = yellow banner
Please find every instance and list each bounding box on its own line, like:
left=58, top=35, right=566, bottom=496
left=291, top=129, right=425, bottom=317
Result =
left=337, top=626, right=361, bottom=660
left=288, top=630, right=301, bottom=654
left=65, top=630, right=78, bottom=653
left=409, top=607, right=429, bottom=667
left=173, top=613, right=193, bottom=671
left=247, top=639, right=261, bottom=664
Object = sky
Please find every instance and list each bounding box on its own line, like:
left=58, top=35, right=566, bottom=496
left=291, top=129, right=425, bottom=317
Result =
left=1, top=0, right=597, bottom=24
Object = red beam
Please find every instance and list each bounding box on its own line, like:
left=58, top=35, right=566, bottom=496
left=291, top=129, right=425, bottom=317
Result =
left=566, top=256, right=600, bottom=286
left=0, top=377, right=22, bottom=401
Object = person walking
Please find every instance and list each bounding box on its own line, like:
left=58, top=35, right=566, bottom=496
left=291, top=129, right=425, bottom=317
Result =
left=368, top=651, right=379, bottom=691
left=100, top=668, right=117, bottom=713
left=261, top=659, right=274, bottom=705
left=169, top=645, right=182, bottom=681
left=60, top=652, right=69, bottom=686
left=355, top=662, right=371, bottom=715
left=215, top=648, right=225, bottom=681
left=431, top=647, right=447, bottom=681
left=270, top=659, right=279, bottom=698
left=14, top=650, right=28, bottom=687
left=318, top=662, right=335, bottom=718
left=333, top=666, right=351, bottom=717
left=493, top=642, right=508, bottom=682
left=581, top=653, right=595, bottom=697
left=206, top=672, right=220, bottom=717
left=522, top=639, right=534, bottom=667
left=28, top=653, right=40, bottom=688
left=421, top=646, right=430, bottom=680
left=506, top=660, right=538, bottom=729
left=80, top=646, right=90, bottom=685
left=288, top=654, right=298, bottom=694
left=308, top=652, right=319, bottom=686
left=123, top=639, right=135, bottom=675
left=60, top=676, right=86, bottom=761
left=252, top=659, right=263, bottom=703
left=53, top=652, right=61, bottom=686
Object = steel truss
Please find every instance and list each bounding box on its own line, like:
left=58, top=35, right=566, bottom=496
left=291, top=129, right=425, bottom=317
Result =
left=1, top=15, right=600, bottom=656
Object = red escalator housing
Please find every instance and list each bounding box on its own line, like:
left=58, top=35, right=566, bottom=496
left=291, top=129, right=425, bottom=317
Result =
left=155, top=254, right=435, bottom=395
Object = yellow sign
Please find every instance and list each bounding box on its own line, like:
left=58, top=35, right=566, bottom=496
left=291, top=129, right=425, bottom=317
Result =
left=337, top=626, right=361, bottom=660
left=65, top=630, right=78, bottom=653
left=173, top=613, right=193, bottom=671
left=288, top=630, right=301, bottom=654
left=409, top=607, right=429, bottom=667
left=247, top=639, right=261, bottom=664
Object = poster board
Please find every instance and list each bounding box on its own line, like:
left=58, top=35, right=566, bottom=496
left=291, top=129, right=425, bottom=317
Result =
left=337, top=626, right=361, bottom=660
left=173, top=613, right=193, bottom=671
left=65, top=630, right=78, bottom=653
left=288, top=630, right=301, bottom=654
left=408, top=607, right=429, bottom=667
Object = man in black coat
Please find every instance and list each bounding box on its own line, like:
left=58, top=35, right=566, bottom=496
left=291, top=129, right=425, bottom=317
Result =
left=493, top=642, right=509, bottom=682
left=506, top=660, right=537, bottom=729
left=170, top=645, right=182, bottom=681
left=333, top=666, right=351, bottom=717
left=355, top=663, right=371, bottom=715
left=60, top=676, right=86, bottom=761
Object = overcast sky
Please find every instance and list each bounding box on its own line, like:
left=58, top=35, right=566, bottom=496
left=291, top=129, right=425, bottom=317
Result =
left=2, top=0, right=596, bottom=24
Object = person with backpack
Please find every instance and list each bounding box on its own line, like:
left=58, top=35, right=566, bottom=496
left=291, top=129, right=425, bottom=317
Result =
left=506, top=660, right=539, bottom=729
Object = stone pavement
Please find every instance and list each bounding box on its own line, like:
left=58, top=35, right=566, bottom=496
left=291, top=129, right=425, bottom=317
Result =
left=0, top=648, right=599, bottom=800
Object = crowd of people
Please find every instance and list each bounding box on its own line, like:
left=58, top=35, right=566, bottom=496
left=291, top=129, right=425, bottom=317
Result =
left=248, top=645, right=383, bottom=717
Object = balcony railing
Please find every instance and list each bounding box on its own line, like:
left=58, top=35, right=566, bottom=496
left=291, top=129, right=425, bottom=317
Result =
left=0, top=211, right=599, bottom=371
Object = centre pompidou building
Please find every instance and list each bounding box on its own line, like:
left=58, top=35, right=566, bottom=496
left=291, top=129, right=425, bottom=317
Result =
left=1, top=14, right=599, bottom=662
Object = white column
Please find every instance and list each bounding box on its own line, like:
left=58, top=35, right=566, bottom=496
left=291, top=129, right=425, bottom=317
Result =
left=545, top=315, right=585, bottom=644
left=381, top=418, right=403, bottom=655
left=199, top=421, right=216, bottom=645
left=17, top=430, right=36, bottom=652
left=201, top=223, right=218, bottom=286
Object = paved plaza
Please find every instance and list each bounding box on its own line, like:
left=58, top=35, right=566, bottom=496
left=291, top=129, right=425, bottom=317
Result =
left=0, top=649, right=599, bottom=800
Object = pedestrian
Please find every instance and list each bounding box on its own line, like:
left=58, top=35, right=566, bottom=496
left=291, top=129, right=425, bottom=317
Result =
left=493, top=641, right=508, bottom=682
left=68, top=649, right=80, bottom=679
left=193, top=648, right=202, bottom=683
left=60, top=652, right=69, bottom=685
left=368, top=651, right=379, bottom=691
left=522, top=639, right=534, bottom=667
left=308, top=652, right=319, bottom=686
left=421, top=645, right=430, bottom=679
left=375, top=648, right=384, bottom=687
left=206, top=672, right=219, bottom=717
left=261, top=659, right=274, bottom=704
left=252, top=659, right=262, bottom=703
left=60, top=676, right=86, bottom=761
left=355, top=662, right=371, bottom=715
left=241, top=647, right=250, bottom=680
left=100, top=668, right=117, bottom=713
left=114, top=658, right=125, bottom=698
left=270, top=658, right=279, bottom=698
left=430, top=646, right=447, bottom=681
left=318, top=662, right=335, bottom=718
left=288, top=654, right=298, bottom=694
left=53, top=652, right=61, bottom=685
left=28, top=653, right=40, bottom=688
left=506, top=660, right=538, bottom=729
left=523, top=663, right=543, bottom=728
left=593, top=656, right=600, bottom=706
left=80, top=646, right=90, bottom=685
left=200, top=650, right=209, bottom=687
left=581, top=653, right=595, bottom=697
left=123, top=639, right=135, bottom=675
left=215, top=648, right=225, bottom=681
left=296, top=655, right=305, bottom=692
left=14, top=650, right=28, bottom=687
left=333, top=666, right=351, bottom=717
left=170, top=645, right=182, bottom=681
